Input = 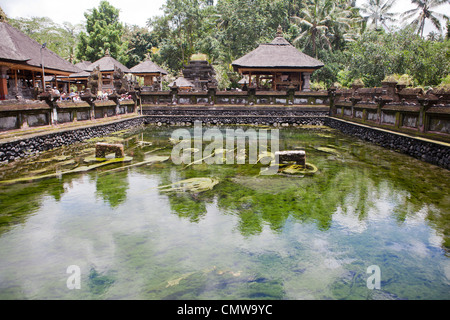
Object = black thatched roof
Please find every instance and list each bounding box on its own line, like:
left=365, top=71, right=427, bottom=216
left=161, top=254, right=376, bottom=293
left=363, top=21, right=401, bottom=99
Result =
left=0, top=22, right=80, bottom=74
left=74, top=61, right=92, bottom=71
left=169, top=77, right=194, bottom=88
left=130, top=59, right=168, bottom=75
left=86, top=53, right=131, bottom=73
left=232, top=33, right=324, bottom=71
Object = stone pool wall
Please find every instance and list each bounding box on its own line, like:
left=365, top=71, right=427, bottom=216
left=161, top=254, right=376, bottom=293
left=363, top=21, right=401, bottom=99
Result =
left=0, top=117, right=146, bottom=164
left=1, top=89, right=449, bottom=170
left=325, top=117, right=450, bottom=169
left=141, top=105, right=329, bottom=126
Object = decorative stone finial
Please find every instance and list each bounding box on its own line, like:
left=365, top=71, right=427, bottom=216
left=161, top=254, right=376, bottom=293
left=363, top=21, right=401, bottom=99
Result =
left=277, top=25, right=283, bottom=37
left=105, top=48, right=110, bottom=57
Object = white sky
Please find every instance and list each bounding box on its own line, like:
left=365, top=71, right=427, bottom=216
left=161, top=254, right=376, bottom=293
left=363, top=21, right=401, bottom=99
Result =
left=355, top=0, right=450, bottom=34
left=0, top=0, right=166, bottom=27
left=1, top=0, right=449, bottom=33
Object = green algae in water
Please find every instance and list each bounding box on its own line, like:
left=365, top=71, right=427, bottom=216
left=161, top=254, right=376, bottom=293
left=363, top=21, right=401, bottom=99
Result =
left=280, top=163, right=318, bottom=175
left=0, top=125, right=449, bottom=300
left=157, top=177, right=220, bottom=194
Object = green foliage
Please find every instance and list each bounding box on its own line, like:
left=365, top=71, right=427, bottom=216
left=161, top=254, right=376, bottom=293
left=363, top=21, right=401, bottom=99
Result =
left=122, top=25, right=156, bottom=68
left=341, top=28, right=450, bottom=87
left=4, top=0, right=450, bottom=88
left=447, top=21, right=450, bottom=39
left=9, top=17, right=82, bottom=62
left=76, top=1, right=128, bottom=65
left=383, top=73, right=416, bottom=86
left=437, top=74, right=450, bottom=90
left=0, top=6, right=7, bottom=22
left=290, top=0, right=363, bottom=58
left=310, top=81, right=328, bottom=91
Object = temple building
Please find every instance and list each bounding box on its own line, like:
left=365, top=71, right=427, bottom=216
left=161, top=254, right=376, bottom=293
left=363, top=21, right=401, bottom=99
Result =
left=169, top=72, right=195, bottom=92
left=63, top=51, right=131, bottom=93
left=0, top=21, right=80, bottom=100
left=232, top=26, right=324, bottom=91
left=130, top=58, right=168, bottom=90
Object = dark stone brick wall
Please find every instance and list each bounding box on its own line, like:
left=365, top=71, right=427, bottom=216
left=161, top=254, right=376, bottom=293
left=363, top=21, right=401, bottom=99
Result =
left=325, top=117, right=450, bottom=170
left=1, top=112, right=449, bottom=171
left=0, top=117, right=146, bottom=164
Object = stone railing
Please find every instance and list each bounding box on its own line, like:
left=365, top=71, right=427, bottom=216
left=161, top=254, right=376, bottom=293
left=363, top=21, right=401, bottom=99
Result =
left=0, top=89, right=137, bottom=131
left=330, top=82, right=450, bottom=142
left=138, top=85, right=330, bottom=107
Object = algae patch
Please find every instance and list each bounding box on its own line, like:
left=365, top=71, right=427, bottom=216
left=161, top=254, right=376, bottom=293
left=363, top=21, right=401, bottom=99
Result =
left=157, top=177, right=220, bottom=194
left=280, top=163, right=318, bottom=175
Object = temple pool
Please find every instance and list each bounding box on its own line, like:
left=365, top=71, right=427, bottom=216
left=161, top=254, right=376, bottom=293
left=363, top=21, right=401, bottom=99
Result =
left=0, top=124, right=449, bottom=300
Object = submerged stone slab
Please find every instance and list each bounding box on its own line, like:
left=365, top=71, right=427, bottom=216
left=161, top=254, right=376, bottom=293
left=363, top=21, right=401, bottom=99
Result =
left=276, top=150, right=306, bottom=166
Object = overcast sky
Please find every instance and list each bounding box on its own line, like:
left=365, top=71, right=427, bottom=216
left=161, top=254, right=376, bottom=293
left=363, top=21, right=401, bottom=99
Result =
left=0, top=0, right=166, bottom=27
left=1, top=0, right=449, bottom=34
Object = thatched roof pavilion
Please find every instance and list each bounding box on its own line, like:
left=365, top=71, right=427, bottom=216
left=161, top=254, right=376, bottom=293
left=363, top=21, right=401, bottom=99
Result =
left=0, top=21, right=80, bottom=99
left=130, top=59, right=168, bottom=87
left=232, top=26, right=324, bottom=91
left=86, top=52, right=130, bottom=74
left=169, top=76, right=195, bottom=92
left=61, top=51, right=131, bottom=93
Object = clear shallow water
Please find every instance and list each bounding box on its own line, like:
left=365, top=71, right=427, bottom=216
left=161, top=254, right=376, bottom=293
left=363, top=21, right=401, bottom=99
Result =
left=0, top=125, right=449, bottom=300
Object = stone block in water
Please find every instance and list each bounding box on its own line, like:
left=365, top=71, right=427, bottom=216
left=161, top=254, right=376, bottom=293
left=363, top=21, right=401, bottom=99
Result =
left=96, top=143, right=125, bottom=159
left=276, top=150, right=306, bottom=166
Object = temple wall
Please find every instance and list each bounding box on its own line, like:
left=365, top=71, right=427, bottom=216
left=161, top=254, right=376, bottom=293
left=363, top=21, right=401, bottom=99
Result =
left=0, top=84, right=449, bottom=170
left=0, top=99, right=136, bottom=131
left=330, top=83, right=450, bottom=143
left=0, top=116, right=146, bottom=164
left=139, top=87, right=329, bottom=107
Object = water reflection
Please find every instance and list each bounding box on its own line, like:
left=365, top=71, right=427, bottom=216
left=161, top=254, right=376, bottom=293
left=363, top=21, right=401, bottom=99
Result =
left=0, top=125, right=449, bottom=299
left=96, top=171, right=129, bottom=208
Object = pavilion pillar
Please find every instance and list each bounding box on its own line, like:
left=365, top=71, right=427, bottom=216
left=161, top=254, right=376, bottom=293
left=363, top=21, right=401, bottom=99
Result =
left=0, top=66, right=9, bottom=100
left=302, top=72, right=312, bottom=92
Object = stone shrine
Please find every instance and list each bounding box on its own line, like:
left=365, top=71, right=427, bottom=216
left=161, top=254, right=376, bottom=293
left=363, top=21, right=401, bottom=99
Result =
left=182, top=54, right=218, bottom=91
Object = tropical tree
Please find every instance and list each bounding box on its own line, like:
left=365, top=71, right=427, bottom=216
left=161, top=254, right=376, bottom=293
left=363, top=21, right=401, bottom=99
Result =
left=401, top=0, right=450, bottom=37
left=0, top=6, right=7, bottom=22
left=122, top=25, right=156, bottom=68
left=10, top=17, right=83, bottom=62
left=447, top=20, right=450, bottom=39
left=360, top=0, right=398, bottom=31
left=76, top=1, right=128, bottom=64
left=290, top=0, right=357, bottom=57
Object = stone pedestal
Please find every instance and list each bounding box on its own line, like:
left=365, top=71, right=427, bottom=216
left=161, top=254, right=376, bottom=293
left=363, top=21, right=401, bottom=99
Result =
left=276, top=150, right=306, bottom=166
left=96, top=143, right=125, bottom=159
left=302, top=73, right=312, bottom=92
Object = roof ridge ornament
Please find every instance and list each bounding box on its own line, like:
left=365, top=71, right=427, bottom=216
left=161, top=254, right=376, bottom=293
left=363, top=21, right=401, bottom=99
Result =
left=276, top=25, right=283, bottom=37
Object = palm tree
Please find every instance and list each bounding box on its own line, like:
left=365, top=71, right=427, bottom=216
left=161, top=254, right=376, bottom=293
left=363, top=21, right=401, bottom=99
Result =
left=361, top=0, right=398, bottom=31
left=291, top=0, right=355, bottom=58
left=401, top=0, right=450, bottom=37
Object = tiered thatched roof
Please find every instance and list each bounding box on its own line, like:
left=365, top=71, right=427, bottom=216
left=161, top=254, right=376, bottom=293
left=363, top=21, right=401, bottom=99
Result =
left=232, top=28, right=324, bottom=71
